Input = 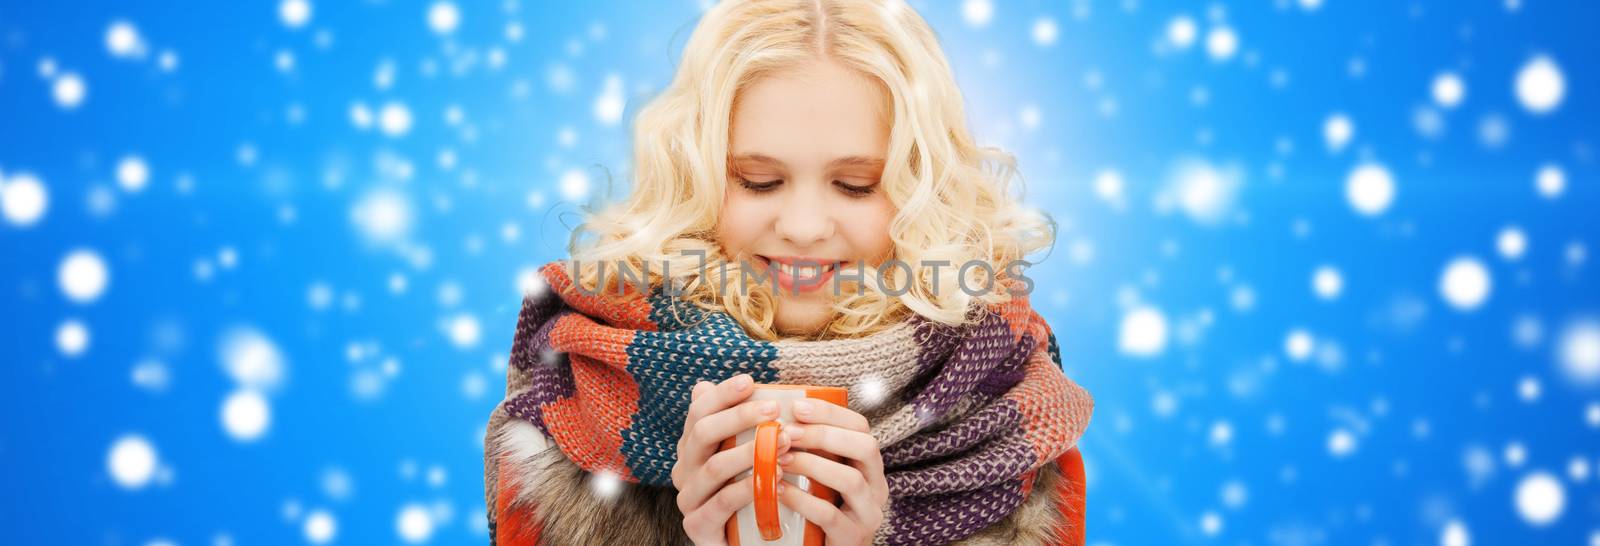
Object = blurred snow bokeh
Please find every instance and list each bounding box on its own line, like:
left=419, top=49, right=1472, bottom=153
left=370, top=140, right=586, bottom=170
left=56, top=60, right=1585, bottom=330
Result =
left=0, top=0, right=1596, bottom=544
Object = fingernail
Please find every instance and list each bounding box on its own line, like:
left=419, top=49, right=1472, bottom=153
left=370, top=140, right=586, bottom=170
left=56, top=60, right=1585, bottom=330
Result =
left=793, top=400, right=813, bottom=415
left=786, top=425, right=805, bottom=438
left=760, top=400, right=778, bottom=415
left=734, top=374, right=753, bottom=389
left=777, top=453, right=793, bottom=465
left=777, top=482, right=786, bottom=494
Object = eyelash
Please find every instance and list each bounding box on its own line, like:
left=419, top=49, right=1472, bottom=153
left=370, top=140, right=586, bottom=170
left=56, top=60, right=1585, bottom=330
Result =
left=737, top=178, right=877, bottom=198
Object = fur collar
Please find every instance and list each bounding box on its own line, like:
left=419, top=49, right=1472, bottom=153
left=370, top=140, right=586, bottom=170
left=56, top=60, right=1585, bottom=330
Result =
left=491, top=420, right=1071, bottom=546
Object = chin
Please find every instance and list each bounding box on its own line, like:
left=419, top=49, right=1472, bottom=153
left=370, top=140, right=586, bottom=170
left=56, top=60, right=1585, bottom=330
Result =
left=774, top=315, right=825, bottom=335
left=772, top=303, right=832, bottom=336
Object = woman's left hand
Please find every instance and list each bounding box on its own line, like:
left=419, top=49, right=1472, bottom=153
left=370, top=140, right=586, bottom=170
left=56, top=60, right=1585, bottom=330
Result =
left=775, top=399, right=890, bottom=546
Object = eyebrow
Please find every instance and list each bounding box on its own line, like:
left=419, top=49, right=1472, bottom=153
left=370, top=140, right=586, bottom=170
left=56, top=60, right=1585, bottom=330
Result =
left=731, top=153, right=887, bottom=170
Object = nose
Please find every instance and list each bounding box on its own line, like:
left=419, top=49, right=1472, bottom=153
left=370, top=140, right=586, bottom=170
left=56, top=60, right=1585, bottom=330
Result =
left=773, top=182, right=834, bottom=247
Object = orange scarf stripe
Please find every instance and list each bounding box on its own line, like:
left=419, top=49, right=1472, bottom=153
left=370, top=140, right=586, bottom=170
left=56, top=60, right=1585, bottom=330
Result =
left=541, top=356, right=639, bottom=480
left=542, top=312, right=643, bottom=480
left=1009, top=350, right=1089, bottom=466
left=540, top=261, right=657, bottom=331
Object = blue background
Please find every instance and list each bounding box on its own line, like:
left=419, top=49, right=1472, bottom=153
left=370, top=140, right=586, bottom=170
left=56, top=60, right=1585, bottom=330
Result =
left=3, top=0, right=1597, bottom=544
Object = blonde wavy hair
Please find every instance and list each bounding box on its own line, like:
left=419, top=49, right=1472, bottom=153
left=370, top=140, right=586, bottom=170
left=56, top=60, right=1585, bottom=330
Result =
left=564, top=0, right=1056, bottom=341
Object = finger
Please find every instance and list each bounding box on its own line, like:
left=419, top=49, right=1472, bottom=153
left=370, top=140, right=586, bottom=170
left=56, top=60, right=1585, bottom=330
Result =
left=683, top=397, right=781, bottom=465
left=686, top=373, right=755, bottom=425
left=784, top=424, right=888, bottom=501
left=684, top=474, right=757, bottom=545
left=791, top=399, right=869, bottom=432
left=677, top=435, right=756, bottom=515
left=857, top=454, right=890, bottom=507
left=784, top=419, right=889, bottom=502
left=676, top=428, right=791, bottom=514
left=784, top=424, right=884, bottom=481
left=679, top=374, right=758, bottom=464
left=780, top=451, right=880, bottom=523
left=778, top=477, right=863, bottom=543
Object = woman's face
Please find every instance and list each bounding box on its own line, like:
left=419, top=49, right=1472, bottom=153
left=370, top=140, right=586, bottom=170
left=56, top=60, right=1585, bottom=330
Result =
left=716, top=58, right=897, bottom=336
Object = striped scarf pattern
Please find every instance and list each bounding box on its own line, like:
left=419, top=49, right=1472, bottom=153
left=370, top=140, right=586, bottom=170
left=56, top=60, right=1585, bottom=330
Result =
left=498, top=260, right=1092, bottom=545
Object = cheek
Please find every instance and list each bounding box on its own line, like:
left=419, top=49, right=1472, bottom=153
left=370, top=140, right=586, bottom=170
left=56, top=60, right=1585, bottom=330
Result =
left=848, top=199, right=897, bottom=256
left=715, top=193, right=764, bottom=250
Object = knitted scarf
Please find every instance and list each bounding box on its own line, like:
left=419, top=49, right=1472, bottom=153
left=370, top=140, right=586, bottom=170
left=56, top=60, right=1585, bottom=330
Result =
left=496, top=259, right=1092, bottom=545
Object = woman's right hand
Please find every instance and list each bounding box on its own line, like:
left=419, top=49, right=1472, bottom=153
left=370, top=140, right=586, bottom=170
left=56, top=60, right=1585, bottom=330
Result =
left=673, top=373, right=792, bottom=545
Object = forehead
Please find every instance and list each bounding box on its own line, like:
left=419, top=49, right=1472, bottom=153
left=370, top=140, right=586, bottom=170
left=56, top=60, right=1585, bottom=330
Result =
left=729, top=62, right=889, bottom=170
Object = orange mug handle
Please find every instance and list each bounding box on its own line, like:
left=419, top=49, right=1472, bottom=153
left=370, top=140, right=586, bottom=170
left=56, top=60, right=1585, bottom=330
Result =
left=752, top=420, right=784, bottom=541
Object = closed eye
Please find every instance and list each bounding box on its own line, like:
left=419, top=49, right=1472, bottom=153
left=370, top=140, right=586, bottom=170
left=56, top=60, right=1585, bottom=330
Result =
left=736, top=178, right=878, bottom=198
left=835, top=180, right=876, bottom=197
left=737, top=178, right=781, bottom=193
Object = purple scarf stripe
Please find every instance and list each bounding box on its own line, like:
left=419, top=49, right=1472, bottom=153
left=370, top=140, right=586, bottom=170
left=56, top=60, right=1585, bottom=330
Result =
left=974, top=333, right=1037, bottom=396
left=512, top=308, right=567, bottom=372
left=503, top=304, right=578, bottom=437
left=907, top=311, right=1024, bottom=424
left=880, top=398, right=1024, bottom=467
left=505, top=390, right=555, bottom=438
left=885, top=433, right=1037, bottom=497
left=882, top=478, right=1028, bottom=546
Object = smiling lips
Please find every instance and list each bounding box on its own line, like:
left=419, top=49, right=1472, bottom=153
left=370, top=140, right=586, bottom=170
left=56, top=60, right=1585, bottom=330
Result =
left=754, top=255, right=842, bottom=293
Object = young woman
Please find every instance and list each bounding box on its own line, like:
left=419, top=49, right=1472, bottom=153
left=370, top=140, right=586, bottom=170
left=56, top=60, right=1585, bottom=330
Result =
left=484, top=1, right=1094, bottom=544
